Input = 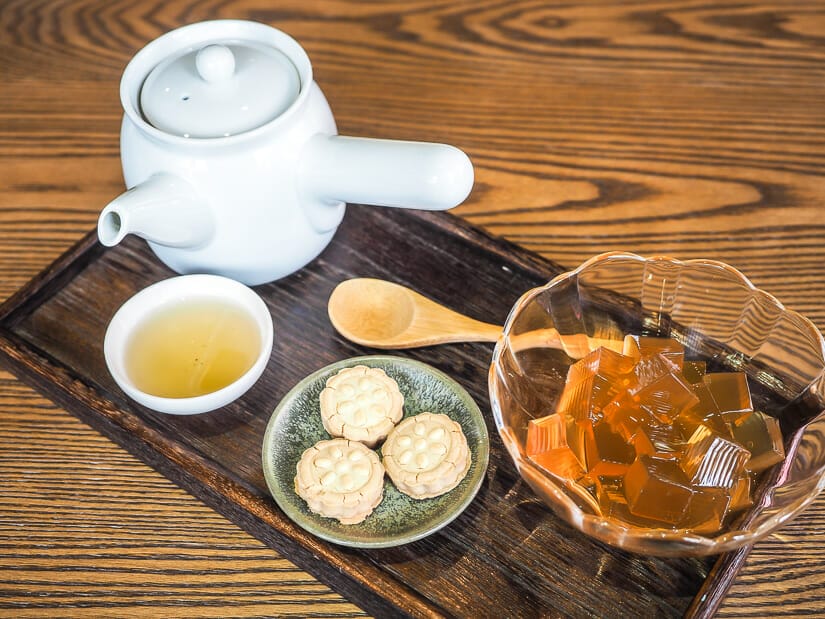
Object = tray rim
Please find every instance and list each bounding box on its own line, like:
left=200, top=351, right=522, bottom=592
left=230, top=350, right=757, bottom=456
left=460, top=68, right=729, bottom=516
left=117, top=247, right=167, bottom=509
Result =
left=0, top=209, right=750, bottom=618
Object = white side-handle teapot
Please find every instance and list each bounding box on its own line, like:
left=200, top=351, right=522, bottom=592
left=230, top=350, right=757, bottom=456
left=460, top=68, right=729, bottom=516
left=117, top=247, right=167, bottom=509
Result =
left=97, top=20, right=474, bottom=285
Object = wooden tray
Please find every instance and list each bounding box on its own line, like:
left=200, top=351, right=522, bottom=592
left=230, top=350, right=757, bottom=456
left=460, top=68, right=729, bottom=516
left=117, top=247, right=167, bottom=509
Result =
left=0, top=206, right=745, bottom=618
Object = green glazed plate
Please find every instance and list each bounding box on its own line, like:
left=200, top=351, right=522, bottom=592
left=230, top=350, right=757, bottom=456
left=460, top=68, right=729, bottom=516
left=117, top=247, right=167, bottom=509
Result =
left=261, top=355, right=490, bottom=548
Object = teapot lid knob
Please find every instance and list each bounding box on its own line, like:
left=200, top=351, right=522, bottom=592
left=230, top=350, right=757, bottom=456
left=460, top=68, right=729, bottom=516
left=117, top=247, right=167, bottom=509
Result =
left=195, top=44, right=236, bottom=83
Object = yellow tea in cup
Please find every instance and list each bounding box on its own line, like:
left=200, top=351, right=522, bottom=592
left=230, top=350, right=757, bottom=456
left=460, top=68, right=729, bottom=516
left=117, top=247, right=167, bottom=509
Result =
left=125, top=298, right=261, bottom=398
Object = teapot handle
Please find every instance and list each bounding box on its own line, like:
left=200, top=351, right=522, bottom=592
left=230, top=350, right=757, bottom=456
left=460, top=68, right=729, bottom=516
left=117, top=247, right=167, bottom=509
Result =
left=298, top=134, right=474, bottom=211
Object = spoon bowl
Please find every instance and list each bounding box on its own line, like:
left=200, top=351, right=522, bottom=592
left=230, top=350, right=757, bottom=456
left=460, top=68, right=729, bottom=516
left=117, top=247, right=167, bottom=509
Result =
left=327, top=278, right=500, bottom=348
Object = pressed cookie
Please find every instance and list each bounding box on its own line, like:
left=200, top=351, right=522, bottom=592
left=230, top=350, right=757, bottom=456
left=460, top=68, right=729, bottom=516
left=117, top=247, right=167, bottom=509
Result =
left=319, top=365, right=404, bottom=448
left=382, top=412, right=471, bottom=499
left=294, top=438, right=385, bottom=524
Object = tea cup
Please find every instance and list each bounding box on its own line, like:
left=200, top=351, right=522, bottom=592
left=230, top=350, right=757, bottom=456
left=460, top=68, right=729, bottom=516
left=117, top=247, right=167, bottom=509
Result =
left=104, top=274, right=273, bottom=414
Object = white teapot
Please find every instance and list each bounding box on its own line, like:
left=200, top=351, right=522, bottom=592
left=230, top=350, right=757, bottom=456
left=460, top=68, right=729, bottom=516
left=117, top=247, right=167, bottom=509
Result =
left=97, top=20, right=473, bottom=285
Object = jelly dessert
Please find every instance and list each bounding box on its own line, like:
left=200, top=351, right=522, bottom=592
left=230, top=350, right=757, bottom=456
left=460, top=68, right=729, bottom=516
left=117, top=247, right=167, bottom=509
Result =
left=524, top=336, right=785, bottom=533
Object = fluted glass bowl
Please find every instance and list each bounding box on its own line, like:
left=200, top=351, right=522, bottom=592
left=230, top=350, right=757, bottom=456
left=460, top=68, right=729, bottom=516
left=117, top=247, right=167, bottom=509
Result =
left=489, top=252, right=825, bottom=556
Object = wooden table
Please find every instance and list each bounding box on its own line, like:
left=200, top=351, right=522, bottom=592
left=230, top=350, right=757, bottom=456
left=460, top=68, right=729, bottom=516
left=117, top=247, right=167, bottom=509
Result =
left=2, top=0, right=823, bottom=615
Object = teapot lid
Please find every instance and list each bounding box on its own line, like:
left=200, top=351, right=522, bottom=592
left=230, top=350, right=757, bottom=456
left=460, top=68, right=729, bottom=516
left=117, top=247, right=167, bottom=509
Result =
left=140, top=41, right=300, bottom=138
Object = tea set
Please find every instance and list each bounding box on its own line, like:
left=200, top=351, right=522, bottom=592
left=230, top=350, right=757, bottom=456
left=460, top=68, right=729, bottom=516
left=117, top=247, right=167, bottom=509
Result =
left=96, top=20, right=815, bottom=557
left=100, top=19, right=476, bottom=413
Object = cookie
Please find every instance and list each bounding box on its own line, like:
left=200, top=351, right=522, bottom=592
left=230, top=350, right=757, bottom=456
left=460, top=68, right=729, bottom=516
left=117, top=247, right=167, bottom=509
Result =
left=294, top=438, right=385, bottom=524
left=319, top=365, right=404, bottom=448
left=382, top=412, right=471, bottom=499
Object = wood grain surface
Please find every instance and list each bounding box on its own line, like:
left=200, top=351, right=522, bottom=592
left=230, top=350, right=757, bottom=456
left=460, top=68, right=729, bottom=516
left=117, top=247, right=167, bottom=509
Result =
left=1, top=0, right=824, bottom=616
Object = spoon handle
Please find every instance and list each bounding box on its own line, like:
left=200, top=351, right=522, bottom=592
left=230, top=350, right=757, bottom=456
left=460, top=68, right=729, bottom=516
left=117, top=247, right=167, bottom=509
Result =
left=395, top=311, right=501, bottom=348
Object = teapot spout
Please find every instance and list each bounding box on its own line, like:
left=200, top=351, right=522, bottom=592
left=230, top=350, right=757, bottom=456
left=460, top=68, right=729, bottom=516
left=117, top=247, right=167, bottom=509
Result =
left=98, top=173, right=214, bottom=249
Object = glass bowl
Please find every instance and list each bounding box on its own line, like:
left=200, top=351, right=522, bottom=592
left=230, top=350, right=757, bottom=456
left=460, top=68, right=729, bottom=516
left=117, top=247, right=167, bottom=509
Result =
left=489, top=251, right=825, bottom=556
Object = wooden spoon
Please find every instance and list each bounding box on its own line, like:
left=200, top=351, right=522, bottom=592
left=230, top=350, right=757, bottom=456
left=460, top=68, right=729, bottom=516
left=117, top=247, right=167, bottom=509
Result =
left=327, top=278, right=501, bottom=348
left=327, top=278, right=624, bottom=356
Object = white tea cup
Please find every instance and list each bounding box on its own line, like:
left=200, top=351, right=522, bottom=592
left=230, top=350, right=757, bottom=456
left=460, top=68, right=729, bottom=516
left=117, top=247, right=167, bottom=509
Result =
left=104, top=274, right=273, bottom=414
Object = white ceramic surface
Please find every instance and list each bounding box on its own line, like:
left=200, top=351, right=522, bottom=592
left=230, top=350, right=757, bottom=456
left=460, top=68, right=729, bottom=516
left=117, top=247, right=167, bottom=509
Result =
left=97, top=20, right=475, bottom=285
left=103, top=274, right=274, bottom=414
left=141, top=42, right=301, bottom=138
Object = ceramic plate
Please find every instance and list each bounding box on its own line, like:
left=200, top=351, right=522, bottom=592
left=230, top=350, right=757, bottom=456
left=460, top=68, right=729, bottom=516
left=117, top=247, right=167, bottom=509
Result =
left=261, top=355, right=489, bottom=548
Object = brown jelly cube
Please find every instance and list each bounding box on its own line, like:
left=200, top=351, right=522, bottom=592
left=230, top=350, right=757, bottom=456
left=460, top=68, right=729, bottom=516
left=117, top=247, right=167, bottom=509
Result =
left=594, top=474, right=624, bottom=507
left=732, top=411, right=785, bottom=473
left=599, top=485, right=625, bottom=516
left=593, top=475, right=630, bottom=518
left=525, top=414, right=565, bottom=456
left=729, top=475, right=752, bottom=513
left=592, top=474, right=662, bottom=526
left=690, top=381, right=721, bottom=415
left=632, top=353, right=678, bottom=391
left=624, top=455, right=693, bottom=525
left=589, top=421, right=635, bottom=476
left=633, top=371, right=700, bottom=424
left=624, top=336, right=685, bottom=369
left=565, top=417, right=634, bottom=477
left=678, top=383, right=735, bottom=439
left=567, top=346, right=636, bottom=386
left=595, top=476, right=627, bottom=517
left=530, top=446, right=586, bottom=480
left=631, top=430, right=683, bottom=472
left=600, top=493, right=630, bottom=520
left=556, top=373, right=615, bottom=422
left=600, top=483, right=670, bottom=528
left=565, top=418, right=594, bottom=471
left=605, top=497, right=674, bottom=528
left=560, top=348, right=636, bottom=421
left=682, top=361, right=707, bottom=384
left=675, top=405, right=731, bottom=441
left=632, top=422, right=684, bottom=458
left=679, top=486, right=731, bottom=534
left=681, top=425, right=749, bottom=489
left=703, top=372, right=753, bottom=421
left=632, top=430, right=656, bottom=456
left=673, top=407, right=703, bottom=439
left=603, top=395, right=656, bottom=442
